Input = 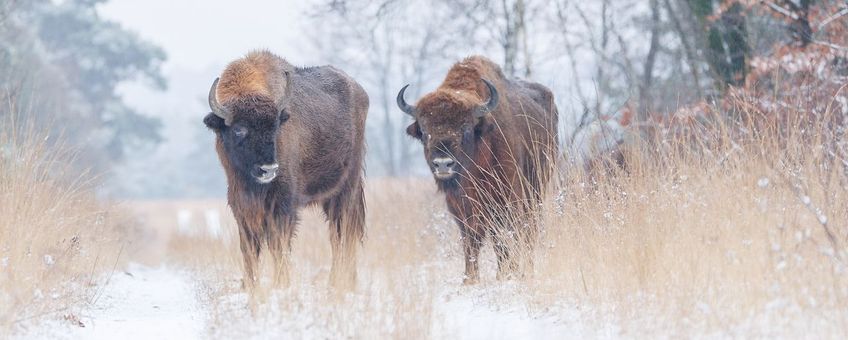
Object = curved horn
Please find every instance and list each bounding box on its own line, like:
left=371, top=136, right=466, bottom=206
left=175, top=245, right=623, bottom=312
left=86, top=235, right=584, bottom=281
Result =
left=396, top=84, right=416, bottom=117
left=208, top=78, right=233, bottom=125
left=474, top=79, right=499, bottom=119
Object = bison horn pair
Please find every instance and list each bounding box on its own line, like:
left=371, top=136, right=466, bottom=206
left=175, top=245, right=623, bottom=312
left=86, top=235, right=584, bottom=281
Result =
left=396, top=79, right=499, bottom=119
left=208, top=78, right=233, bottom=125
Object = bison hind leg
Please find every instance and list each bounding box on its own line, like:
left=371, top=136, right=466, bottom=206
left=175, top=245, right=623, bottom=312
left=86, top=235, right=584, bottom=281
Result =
left=322, top=177, right=365, bottom=290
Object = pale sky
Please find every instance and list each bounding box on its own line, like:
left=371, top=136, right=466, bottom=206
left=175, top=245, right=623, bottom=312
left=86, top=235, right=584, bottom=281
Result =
left=99, top=0, right=313, bottom=71
left=97, top=0, right=318, bottom=125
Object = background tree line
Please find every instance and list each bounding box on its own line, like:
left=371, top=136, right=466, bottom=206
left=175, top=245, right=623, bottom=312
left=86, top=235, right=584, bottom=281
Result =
left=313, top=0, right=847, bottom=176
left=0, top=0, right=165, bottom=174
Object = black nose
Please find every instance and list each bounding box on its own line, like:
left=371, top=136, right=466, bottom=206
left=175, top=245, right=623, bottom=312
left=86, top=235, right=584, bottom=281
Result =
left=252, top=163, right=279, bottom=179
left=432, top=157, right=455, bottom=172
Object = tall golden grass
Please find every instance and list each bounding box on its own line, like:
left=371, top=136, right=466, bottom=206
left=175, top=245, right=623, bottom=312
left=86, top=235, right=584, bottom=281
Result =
left=155, top=91, right=848, bottom=337
left=533, top=94, right=848, bottom=336
left=0, top=119, right=126, bottom=334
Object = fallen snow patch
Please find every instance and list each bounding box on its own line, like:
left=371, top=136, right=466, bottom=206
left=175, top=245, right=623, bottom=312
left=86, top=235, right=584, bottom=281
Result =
left=71, top=264, right=206, bottom=340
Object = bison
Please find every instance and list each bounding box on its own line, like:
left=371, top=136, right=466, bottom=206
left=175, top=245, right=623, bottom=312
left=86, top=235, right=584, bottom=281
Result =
left=203, top=50, right=368, bottom=290
left=397, top=56, right=558, bottom=284
left=569, top=107, right=632, bottom=179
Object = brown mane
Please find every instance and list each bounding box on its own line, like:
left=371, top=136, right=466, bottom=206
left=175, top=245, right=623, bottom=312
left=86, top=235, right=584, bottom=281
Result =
left=217, top=50, right=291, bottom=108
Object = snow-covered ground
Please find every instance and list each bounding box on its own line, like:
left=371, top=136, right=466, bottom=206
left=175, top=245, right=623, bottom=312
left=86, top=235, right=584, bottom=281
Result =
left=433, top=287, right=618, bottom=340
left=18, top=262, right=627, bottom=339
left=71, top=264, right=205, bottom=339
left=17, top=263, right=612, bottom=339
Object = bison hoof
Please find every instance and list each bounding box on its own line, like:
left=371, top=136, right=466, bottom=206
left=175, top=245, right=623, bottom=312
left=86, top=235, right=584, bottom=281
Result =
left=462, top=276, right=480, bottom=285
left=496, top=272, right=517, bottom=281
left=241, top=277, right=258, bottom=291
left=329, top=269, right=357, bottom=290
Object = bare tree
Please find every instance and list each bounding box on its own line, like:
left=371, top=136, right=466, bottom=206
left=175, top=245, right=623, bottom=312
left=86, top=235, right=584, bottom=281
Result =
left=638, top=0, right=661, bottom=118
left=664, top=0, right=704, bottom=98
left=502, top=0, right=532, bottom=77
left=310, top=0, right=468, bottom=176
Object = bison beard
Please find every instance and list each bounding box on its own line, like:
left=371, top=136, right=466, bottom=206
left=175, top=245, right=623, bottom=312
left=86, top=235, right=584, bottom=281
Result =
left=204, top=50, right=368, bottom=292
left=399, top=56, right=559, bottom=284
left=435, top=174, right=461, bottom=192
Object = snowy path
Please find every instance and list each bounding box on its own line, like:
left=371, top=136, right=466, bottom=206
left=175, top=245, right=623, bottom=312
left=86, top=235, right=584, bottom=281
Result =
left=31, top=264, right=609, bottom=339
left=436, top=297, right=597, bottom=340
left=74, top=264, right=206, bottom=340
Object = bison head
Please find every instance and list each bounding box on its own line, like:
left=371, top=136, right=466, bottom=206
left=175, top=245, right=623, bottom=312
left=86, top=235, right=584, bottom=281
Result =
left=397, top=79, right=499, bottom=187
left=203, top=77, right=291, bottom=186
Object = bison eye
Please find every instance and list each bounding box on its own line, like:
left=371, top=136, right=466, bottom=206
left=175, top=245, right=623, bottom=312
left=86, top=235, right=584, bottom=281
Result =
left=462, top=126, right=473, bottom=143
left=233, top=126, right=248, bottom=139
left=279, top=109, right=290, bottom=124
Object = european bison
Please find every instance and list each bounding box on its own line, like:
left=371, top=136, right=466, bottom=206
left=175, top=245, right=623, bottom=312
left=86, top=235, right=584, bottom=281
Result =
left=204, top=50, right=368, bottom=290
left=397, top=56, right=558, bottom=284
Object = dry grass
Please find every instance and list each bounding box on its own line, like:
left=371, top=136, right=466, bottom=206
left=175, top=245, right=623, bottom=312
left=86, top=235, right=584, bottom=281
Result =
left=537, top=160, right=848, bottom=336
left=0, top=121, right=127, bottom=335
left=151, top=98, right=848, bottom=338
left=532, top=106, right=848, bottom=336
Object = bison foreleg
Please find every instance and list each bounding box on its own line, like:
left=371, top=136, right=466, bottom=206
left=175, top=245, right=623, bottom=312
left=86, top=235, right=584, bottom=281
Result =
left=460, top=226, right=484, bottom=285
left=323, top=179, right=365, bottom=289
left=237, top=224, right=261, bottom=291
left=266, top=214, right=295, bottom=288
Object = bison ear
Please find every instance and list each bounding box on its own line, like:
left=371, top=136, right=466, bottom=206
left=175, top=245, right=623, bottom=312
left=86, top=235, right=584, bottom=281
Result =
left=406, top=121, right=423, bottom=140
left=204, top=112, right=226, bottom=131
